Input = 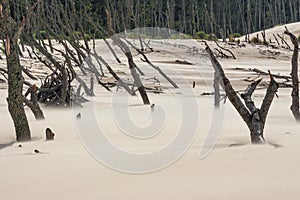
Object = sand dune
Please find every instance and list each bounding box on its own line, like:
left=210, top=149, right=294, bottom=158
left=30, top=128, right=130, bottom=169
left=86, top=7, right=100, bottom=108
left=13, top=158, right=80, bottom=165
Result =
left=1, top=22, right=300, bottom=199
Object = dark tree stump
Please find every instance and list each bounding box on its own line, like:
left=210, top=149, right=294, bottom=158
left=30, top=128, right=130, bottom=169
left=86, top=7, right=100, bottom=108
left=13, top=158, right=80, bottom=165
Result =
left=45, top=128, right=55, bottom=140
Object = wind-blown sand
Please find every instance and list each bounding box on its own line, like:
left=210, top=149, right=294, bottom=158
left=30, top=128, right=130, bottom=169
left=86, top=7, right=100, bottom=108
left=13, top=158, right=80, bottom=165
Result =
left=0, top=23, right=300, bottom=199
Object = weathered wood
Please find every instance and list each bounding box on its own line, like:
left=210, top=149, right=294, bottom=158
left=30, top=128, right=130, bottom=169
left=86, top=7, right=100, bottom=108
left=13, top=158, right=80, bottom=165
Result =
left=260, top=72, right=279, bottom=133
left=94, top=53, right=134, bottom=95
left=234, top=67, right=291, bottom=80
left=241, top=79, right=264, bottom=143
left=21, top=65, right=38, bottom=80
left=214, top=41, right=236, bottom=59
left=0, top=1, right=38, bottom=141
left=143, top=40, right=154, bottom=52
left=112, top=36, right=150, bottom=105
left=204, top=42, right=279, bottom=144
left=104, top=38, right=122, bottom=64
left=45, top=128, right=55, bottom=140
left=126, top=39, right=179, bottom=89
left=273, top=33, right=280, bottom=46
left=139, top=34, right=145, bottom=52
left=213, top=70, right=221, bottom=108
left=6, top=38, right=31, bottom=141
left=25, top=37, right=69, bottom=105
left=90, top=77, right=95, bottom=95
left=76, top=76, right=95, bottom=96
left=92, top=50, right=104, bottom=76
left=284, top=27, right=300, bottom=120
left=277, top=33, right=291, bottom=49
left=261, top=30, right=267, bottom=45
left=24, top=84, right=45, bottom=120
left=205, top=43, right=252, bottom=130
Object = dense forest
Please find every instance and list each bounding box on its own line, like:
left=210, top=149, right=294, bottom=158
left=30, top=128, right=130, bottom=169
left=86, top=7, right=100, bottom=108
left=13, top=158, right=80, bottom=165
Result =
left=7, top=0, right=300, bottom=39
left=89, top=0, right=300, bottom=38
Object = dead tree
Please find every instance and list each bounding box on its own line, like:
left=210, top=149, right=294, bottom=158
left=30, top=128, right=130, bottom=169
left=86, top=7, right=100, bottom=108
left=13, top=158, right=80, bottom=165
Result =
left=111, top=36, right=150, bottom=105
left=103, top=39, right=121, bottom=63
left=205, top=43, right=279, bottom=144
left=125, top=39, right=179, bottom=88
left=214, top=41, right=236, bottom=59
left=284, top=27, right=300, bottom=120
left=92, top=52, right=134, bottom=95
left=213, top=67, right=222, bottom=108
left=24, top=84, right=44, bottom=120
left=273, top=34, right=280, bottom=46
left=261, top=30, right=268, bottom=45
left=0, top=1, right=40, bottom=141
left=277, top=33, right=291, bottom=49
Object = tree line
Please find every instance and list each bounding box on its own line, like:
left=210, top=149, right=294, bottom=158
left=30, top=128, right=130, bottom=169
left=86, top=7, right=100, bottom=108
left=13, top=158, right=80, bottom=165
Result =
left=101, top=0, right=300, bottom=38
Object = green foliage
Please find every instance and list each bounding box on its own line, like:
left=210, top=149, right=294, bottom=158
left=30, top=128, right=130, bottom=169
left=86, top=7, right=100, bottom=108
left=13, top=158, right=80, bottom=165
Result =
left=229, top=33, right=241, bottom=42
left=250, top=37, right=263, bottom=44
left=194, top=31, right=218, bottom=41
left=33, top=30, right=51, bottom=40
left=101, top=0, right=300, bottom=40
left=170, top=33, right=192, bottom=39
left=154, top=35, right=164, bottom=39
left=125, top=32, right=149, bottom=39
left=195, top=31, right=206, bottom=39
left=74, top=31, right=92, bottom=41
left=206, top=34, right=218, bottom=41
left=230, top=33, right=241, bottom=38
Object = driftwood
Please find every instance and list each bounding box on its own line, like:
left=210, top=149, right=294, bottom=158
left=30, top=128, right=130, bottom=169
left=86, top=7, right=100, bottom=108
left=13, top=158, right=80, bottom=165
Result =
left=104, top=38, right=121, bottom=64
left=284, top=27, right=300, bottom=120
left=234, top=67, right=291, bottom=81
left=205, top=42, right=279, bottom=144
left=273, top=34, right=280, bottom=46
left=214, top=41, right=236, bottom=59
left=143, top=40, right=154, bottom=52
left=175, top=60, right=193, bottom=65
left=125, top=39, right=179, bottom=89
left=261, top=30, right=267, bottom=45
left=111, top=36, right=150, bottom=104
left=94, top=53, right=134, bottom=95
left=277, top=33, right=291, bottom=49
left=215, top=48, right=230, bottom=58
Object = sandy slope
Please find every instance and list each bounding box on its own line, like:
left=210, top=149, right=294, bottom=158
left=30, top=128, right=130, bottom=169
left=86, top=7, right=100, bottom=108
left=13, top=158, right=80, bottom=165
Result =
left=239, top=21, right=300, bottom=43
left=1, top=24, right=300, bottom=200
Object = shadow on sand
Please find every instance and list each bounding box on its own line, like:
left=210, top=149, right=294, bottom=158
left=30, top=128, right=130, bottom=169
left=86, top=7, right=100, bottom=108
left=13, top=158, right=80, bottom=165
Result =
left=0, top=141, right=14, bottom=150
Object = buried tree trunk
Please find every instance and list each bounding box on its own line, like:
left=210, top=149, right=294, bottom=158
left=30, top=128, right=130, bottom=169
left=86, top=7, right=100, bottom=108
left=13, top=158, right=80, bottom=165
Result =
left=6, top=37, right=31, bottom=141
left=284, top=27, right=300, bottom=120
left=205, top=43, right=279, bottom=144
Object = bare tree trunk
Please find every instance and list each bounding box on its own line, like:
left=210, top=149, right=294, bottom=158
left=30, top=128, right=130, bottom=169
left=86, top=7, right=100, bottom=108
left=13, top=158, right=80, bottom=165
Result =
left=213, top=70, right=221, bottom=108
left=0, top=1, right=34, bottom=141
left=284, top=27, right=300, bottom=120
left=6, top=37, right=31, bottom=141
left=112, top=36, right=150, bottom=105
left=204, top=42, right=278, bottom=144
left=24, top=84, right=45, bottom=120
left=125, top=39, right=179, bottom=88
left=104, top=38, right=121, bottom=63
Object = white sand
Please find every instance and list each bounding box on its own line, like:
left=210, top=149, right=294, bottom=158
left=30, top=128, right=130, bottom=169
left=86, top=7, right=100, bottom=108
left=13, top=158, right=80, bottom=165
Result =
left=1, top=23, right=300, bottom=199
